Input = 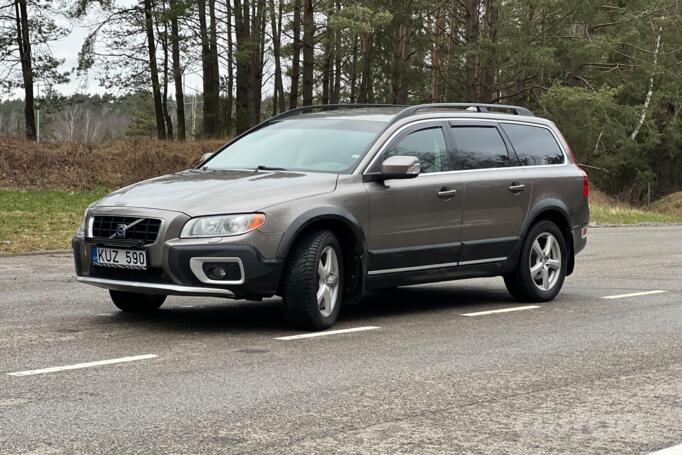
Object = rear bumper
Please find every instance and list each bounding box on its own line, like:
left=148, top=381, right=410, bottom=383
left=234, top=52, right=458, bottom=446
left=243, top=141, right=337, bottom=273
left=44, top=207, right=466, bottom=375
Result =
left=73, top=237, right=284, bottom=299
left=572, top=223, right=588, bottom=255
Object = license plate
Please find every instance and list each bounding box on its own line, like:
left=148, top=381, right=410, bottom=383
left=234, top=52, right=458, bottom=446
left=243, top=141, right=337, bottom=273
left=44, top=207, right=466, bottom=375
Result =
left=92, top=246, right=147, bottom=269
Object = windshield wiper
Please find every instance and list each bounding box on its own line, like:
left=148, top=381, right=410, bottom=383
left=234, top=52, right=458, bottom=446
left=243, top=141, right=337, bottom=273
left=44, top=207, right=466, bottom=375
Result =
left=255, top=165, right=287, bottom=171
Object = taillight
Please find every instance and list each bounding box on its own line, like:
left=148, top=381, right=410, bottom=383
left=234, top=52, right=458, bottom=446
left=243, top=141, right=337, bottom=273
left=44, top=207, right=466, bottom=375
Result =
left=582, top=171, right=589, bottom=198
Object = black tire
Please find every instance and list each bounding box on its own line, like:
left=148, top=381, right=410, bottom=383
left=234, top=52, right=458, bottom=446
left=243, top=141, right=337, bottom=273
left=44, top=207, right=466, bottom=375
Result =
left=504, top=220, right=568, bottom=302
left=281, top=230, right=343, bottom=330
left=109, top=290, right=166, bottom=312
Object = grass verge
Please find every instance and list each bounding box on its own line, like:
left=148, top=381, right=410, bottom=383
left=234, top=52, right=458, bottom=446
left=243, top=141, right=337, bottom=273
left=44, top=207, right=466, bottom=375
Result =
left=589, top=203, right=682, bottom=224
left=589, top=189, right=682, bottom=225
left=0, top=188, right=108, bottom=254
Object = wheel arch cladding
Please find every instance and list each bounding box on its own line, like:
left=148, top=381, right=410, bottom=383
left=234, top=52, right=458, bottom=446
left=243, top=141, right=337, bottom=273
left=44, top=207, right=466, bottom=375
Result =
left=523, top=201, right=575, bottom=276
left=276, top=208, right=367, bottom=303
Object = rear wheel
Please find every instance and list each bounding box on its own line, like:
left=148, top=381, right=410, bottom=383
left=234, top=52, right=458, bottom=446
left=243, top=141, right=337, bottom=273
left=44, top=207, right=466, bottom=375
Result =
left=109, top=290, right=166, bottom=312
left=281, top=230, right=343, bottom=330
left=504, top=221, right=567, bottom=302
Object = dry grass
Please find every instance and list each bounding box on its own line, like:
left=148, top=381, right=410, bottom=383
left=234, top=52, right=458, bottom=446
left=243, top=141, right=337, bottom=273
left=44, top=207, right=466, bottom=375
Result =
left=651, top=191, right=682, bottom=215
left=590, top=189, right=682, bottom=225
left=0, top=137, right=227, bottom=190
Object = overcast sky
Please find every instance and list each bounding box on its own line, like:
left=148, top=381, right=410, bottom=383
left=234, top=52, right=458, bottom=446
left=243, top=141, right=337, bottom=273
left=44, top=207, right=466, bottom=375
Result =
left=4, top=4, right=203, bottom=101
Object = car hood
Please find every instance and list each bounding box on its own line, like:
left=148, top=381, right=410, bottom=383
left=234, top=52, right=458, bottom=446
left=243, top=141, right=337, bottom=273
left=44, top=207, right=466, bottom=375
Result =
left=93, top=169, right=339, bottom=216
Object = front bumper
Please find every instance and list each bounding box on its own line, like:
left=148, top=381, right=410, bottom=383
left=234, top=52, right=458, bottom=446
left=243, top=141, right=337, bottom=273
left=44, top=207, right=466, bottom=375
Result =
left=74, top=239, right=284, bottom=299
left=73, top=208, right=284, bottom=299
left=75, top=276, right=238, bottom=297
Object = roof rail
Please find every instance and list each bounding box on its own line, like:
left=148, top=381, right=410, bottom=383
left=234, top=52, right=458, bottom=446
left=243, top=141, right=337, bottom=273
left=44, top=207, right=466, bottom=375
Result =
left=271, top=104, right=405, bottom=122
left=392, top=103, right=534, bottom=123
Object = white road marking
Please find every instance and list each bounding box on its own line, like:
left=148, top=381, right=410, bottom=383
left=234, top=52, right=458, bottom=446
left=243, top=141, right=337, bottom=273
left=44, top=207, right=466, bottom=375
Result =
left=602, top=290, right=668, bottom=300
left=461, top=305, right=540, bottom=317
left=7, top=354, right=158, bottom=377
left=95, top=313, right=113, bottom=316
left=275, top=326, right=380, bottom=341
left=649, top=443, right=682, bottom=455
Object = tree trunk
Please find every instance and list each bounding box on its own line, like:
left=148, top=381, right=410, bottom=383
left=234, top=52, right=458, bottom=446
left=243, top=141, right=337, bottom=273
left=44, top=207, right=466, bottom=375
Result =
left=199, top=0, right=220, bottom=137
left=321, top=0, right=334, bottom=104
left=160, top=5, right=173, bottom=139
left=302, top=0, right=314, bottom=106
left=392, top=22, right=410, bottom=104
left=251, top=0, right=266, bottom=124
left=170, top=0, right=185, bottom=140
left=226, top=0, right=234, bottom=134
left=234, top=0, right=253, bottom=133
left=631, top=25, right=663, bottom=141
left=269, top=0, right=285, bottom=115
left=289, top=0, right=301, bottom=109
left=331, top=0, right=341, bottom=104
left=431, top=3, right=446, bottom=102
left=464, top=0, right=480, bottom=101
left=480, top=0, right=498, bottom=102
left=143, top=0, right=166, bottom=139
left=209, top=0, right=221, bottom=130
left=15, top=0, right=36, bottom=140
left=349, top=34, right=359, bottom=103
left=358, top=34, right=373, bottom=103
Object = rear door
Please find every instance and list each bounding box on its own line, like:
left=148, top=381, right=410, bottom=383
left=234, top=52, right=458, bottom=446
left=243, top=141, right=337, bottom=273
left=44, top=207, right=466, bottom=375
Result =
left=365, top=121, right=463, bottom=274
left=449, top=120, right=531, bottom=264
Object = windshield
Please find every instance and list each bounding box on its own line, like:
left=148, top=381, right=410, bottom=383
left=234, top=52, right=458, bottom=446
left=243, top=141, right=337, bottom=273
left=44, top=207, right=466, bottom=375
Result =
left=204, top=118, right=385, bottom=173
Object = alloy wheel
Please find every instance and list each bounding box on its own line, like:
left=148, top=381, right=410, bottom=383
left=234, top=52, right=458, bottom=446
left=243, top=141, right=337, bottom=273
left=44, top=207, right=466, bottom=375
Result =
left=317, top=246, right=340, bottom=317
left=529, top=232, right=562, bottom=291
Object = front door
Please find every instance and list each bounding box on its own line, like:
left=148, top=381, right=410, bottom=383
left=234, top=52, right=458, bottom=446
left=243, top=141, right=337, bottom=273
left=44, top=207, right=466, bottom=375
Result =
left=365, top=122, right=463, bottom=275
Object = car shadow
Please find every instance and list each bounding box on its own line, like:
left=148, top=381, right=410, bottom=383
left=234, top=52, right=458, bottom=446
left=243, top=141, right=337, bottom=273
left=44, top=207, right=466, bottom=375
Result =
left=343, top=284, right=516, bottom=322
left=94, top=281, right=516, bottom=335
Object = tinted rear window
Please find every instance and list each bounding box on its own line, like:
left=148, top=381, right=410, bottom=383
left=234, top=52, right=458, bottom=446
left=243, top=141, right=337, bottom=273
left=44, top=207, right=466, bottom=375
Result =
left=501, top=123, right=565, bottom=165
left=450, top=126, right=511, bottom=170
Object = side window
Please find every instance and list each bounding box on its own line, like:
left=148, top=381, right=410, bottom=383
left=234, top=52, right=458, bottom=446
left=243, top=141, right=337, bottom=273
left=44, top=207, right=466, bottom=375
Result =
left=451, top=126, right=511, bottom=170
left=382, top=127, right=452, bottom=173
left=500, top=123, right=565, bottom=165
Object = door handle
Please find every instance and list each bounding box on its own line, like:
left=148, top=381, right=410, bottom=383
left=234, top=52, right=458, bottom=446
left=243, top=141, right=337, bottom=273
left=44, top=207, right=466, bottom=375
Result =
left=437, top=188, right=457, bottom=198
left=509, top=182, right=526, bottom=193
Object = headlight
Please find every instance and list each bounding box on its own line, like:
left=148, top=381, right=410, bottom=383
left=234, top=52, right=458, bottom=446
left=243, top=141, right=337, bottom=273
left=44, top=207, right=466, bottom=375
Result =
left=181, top=213, right=266, bottom=238
left=76, top=208, right=90, bottom=239
left=79, top=207, right=90, bottom=231
left=80, top=206, right=95, bottom=236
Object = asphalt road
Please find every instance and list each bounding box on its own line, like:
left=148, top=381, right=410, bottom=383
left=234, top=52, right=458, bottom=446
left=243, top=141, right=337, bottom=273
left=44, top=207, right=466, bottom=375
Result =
left=1, top=226, right=681, bottom=454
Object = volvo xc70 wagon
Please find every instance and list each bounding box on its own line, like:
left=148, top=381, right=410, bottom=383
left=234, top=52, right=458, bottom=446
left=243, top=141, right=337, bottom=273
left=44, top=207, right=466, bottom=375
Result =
left=73, top=103, right=589, bottom=330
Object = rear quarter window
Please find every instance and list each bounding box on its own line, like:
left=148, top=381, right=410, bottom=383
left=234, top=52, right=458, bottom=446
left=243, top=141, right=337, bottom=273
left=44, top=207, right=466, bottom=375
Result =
left=501, top=123, right=565, bottom=166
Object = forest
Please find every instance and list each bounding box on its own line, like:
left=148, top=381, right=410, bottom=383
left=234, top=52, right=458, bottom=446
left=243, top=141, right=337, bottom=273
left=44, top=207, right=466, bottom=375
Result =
left=1, top=0, right=682, bottom=203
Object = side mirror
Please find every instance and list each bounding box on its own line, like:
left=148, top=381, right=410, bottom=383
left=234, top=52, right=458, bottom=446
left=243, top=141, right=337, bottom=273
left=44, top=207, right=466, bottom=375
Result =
left=380, top=155, right=420, bottom=180
left=199, top=152, right=215, bottom=165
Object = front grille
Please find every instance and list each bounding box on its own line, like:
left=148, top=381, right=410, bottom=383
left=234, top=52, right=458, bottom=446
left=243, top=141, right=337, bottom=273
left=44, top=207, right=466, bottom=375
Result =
left=91, top=216, right=161, bottom=245
left=90, top=266, right=174, bottom=284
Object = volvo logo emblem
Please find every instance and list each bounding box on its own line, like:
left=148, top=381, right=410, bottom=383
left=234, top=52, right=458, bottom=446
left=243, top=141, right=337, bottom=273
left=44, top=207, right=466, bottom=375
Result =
left=115, top=224, right=127, bottom=238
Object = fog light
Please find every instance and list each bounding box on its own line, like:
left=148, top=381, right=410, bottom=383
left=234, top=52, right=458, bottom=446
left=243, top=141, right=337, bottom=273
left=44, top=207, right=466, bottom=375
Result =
left=205, top=265, right=227, bottom=280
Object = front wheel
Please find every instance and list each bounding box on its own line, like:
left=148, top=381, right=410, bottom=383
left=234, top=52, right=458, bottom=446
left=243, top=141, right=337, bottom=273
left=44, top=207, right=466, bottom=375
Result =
left=109, top=290, right=166, bottom=312
left=504, top=221, right=568, bottom=302
left=281, top=230, right=343, bottom=330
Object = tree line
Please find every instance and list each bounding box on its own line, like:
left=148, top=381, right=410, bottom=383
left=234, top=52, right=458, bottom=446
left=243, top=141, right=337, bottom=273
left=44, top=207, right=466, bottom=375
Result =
left=1, top=0, right=682, bottom=201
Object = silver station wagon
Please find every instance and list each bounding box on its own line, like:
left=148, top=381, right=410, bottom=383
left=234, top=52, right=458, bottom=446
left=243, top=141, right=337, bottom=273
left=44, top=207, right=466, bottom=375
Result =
left=73, top=103, right=590, bottom=330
